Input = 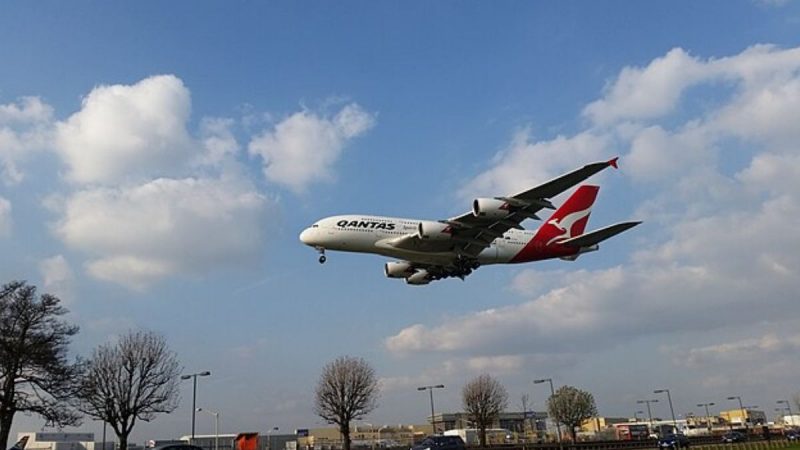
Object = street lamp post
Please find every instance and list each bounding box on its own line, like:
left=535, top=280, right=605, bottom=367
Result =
left=181, top=370, right=211, bottom=443
left=417, top=385, right=445, bottom=434
left=697, top=403, right=715, bottom=433
left=637, top=399, right=659, bottom=433
left=266, top=427, right=279, bottom=450
left=654, top=389, right=678, bottom=435
left=777, top=400, right=795, bottom=427
left=197, top=408, right=220, bottom=450
left=534, top=378, right=561, bottom=449
left=378, top=425, right=389, bottom=449
left=358, top=422, right=374, bottom=450
left=727, top=396, right=747, bottom=434
left=95, top=419, right=107, bottom=450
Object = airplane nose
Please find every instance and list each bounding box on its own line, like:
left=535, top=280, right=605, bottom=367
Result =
left=299, top=227, right=314, bottom=245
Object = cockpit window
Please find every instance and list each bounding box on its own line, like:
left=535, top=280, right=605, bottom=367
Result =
left=312, top=224, right=319, bottom=228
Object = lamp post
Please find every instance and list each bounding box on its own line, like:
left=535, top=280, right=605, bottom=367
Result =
left=727, top=396, right=747, bottom=434
left=697, top=403, right=715, bottom=433
left=378, top=425, right=389, bottom=449
left=196, top=408, right=219, bottom=450
left=181, top=371, right=211, bottom=443
left=358, top=422, right=374, bottom=450
left=417, top=385, right=445, bottom=433
left=266, top=427, right=279, bottom=450
left=534, top=378, right=561, bottom=448
left=654, top=389, right=678, bottom=435
left=95, top=419, right=107, bottom=450
left=637, top=399, right=658, bottom=433
left=777, top=400, right=795, bottom=427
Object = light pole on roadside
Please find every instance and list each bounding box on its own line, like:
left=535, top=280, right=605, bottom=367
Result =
left=417, top=385, right=445, bottom=433
left=727, top=396, right=747, bottom=434
left=94, top=419, right=107, bottom=450
left=654, top=389, right=678, bottom=435
left=378, top=425, right=389, bottom=449
left=181, top=370, right=211, bottom=443
left=196, top=408, right=220, bottom=450
left=637, top=399, right=659, bottom=432
left=697, top=403, right=715, bottom=433
left=777, top=400, right=795, bottom=427
left=534, top=378, right=561, bottom=449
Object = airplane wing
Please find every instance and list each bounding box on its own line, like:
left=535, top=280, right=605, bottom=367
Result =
left=443, top=157, right=620, bottom=257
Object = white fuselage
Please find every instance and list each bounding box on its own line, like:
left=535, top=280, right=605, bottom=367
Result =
left=299, top=214, right=534, bottom=265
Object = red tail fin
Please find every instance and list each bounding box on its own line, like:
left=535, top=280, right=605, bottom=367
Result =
left=534, top=185, right=599, bottom=246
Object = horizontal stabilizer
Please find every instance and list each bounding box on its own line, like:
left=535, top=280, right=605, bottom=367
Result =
left=559, top=221, right=641, bottom=247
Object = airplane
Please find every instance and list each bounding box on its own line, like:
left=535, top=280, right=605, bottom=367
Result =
left=8, top=436, right=28, bottom=450
left=299, top=158, right=641, bottom=285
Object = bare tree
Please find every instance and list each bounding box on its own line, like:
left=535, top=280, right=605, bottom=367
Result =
left=462, top=374, right=508, bottom=447
left=76, top=330, right=181, bottom=450
left=0, top=281, right=82, bottom=449
left=314, top=356, right=379, bottom=450
left=547, top=386, right=597, bottom=441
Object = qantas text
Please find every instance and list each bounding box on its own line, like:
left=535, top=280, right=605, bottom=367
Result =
left=336, top=220, right=396, bottom=230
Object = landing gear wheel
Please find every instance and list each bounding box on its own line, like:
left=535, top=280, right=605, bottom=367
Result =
left=319, top=255, right=327, bottom=264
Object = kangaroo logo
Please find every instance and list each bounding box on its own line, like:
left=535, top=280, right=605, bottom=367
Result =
left=545, top=206, right=592, bottom=246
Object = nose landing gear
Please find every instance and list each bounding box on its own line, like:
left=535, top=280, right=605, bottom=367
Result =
left=316, top=247, right=326, bottom=264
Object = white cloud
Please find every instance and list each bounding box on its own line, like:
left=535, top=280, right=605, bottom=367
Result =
left=677, top=333, right=800, bottom=367
left=387, top=44, right=800, bottom=366
left=196, top=117, right=240, bottom=169
left=584, top=45, right=800, bottom=129
left=0, top=96, right=53, bottom=184
left=55, top=75, right=193, bottom=184
left=0, top=196, right=11, bottom=237
left=583, top=48, right=706, bottom=126
left=248, top=103, right=375, bottom=193
left=457, top=129, right=611, bottom=201
left=38, top=255, right=75, bottom=304
left=52, top=176, right=272, bottom=290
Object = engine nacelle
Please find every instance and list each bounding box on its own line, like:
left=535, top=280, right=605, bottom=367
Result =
left=385, top=261, right=414, bottom=278
left=472, top=198, right=511, bottom=219
left=417, top=221, right=453, bottom=240
left=405, top=270, right=431, bottom=285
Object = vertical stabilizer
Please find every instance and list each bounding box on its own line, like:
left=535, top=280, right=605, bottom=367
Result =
left=534, top=185, right=599, bottom=246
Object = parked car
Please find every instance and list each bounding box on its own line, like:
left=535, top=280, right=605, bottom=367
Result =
left=786, top=430, right=799, bottom=441
left=411, top=436, right=466, bottom=450
left=658, top=433, right=690, bottom=449
left=722, top=431, right=747, bottom=443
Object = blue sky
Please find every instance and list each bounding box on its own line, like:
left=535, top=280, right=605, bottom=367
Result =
left=3, top=0, right=800, bottom=443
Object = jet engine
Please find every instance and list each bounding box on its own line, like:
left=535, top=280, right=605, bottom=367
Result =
left=405, top=269, right=431, bottom=285
left=417, top=221, right=453, bottom=240
left=385, top=261, right=414, bottom=278
left=472, top=198, right=511, bottom=218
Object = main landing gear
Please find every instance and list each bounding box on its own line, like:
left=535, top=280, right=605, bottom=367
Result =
left=316, top=247, right=326, bottom=264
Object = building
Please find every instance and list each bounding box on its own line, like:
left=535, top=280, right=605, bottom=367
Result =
left=175, top=435, right=236, bottom=450
left=430, top=411, right=548, bottom=434
left=579, top=417, right=631, bottom=433
left=17, top=433, right=95, bottom=450
left=778, top=415, right=800, bottom=427
left=297, top=425, right=429, bottom=450
left=720, top=409, right=767, bottom=426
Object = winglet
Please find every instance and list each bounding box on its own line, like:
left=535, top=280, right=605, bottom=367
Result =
left=608, top=157, right=619, bottom=169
